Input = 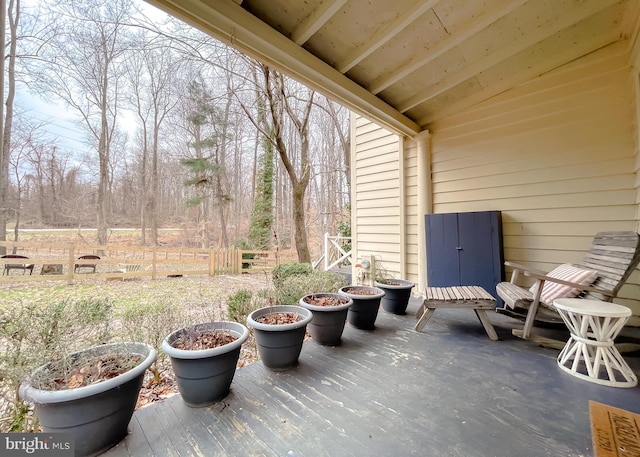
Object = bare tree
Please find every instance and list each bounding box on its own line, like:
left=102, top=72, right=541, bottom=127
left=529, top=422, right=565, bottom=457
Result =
left=245, top=64, right=274, bottom=250
left=174, top=78, right=225, bottom=247
left=32, top=0, right=135, bottom=244
left=307, top=98, right=350, bottom=237
left=325, top=100, right=350, bottom=193
left=126, top=34, right=180, bottom=244
left=7, top=115, right=62, bottom=231
left=242, top=64, right=314, bottom=263
left=0, top=0, right=15, bottom=252
left=4, top=7, right=351, bottom=258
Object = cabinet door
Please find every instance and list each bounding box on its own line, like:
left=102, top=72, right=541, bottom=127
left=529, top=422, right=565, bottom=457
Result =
left=458, top=211, right=503, bottom=299
left=425, top=213, right=460, bottom=286
left=426, top=211, right=504, bottom=304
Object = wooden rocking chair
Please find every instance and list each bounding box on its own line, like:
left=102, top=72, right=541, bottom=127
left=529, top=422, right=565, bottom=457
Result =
left=496, top=231, right=640, bottom=348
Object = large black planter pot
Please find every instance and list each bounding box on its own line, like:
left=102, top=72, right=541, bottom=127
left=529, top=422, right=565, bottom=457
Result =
left=247, top=305, right=312, bottom=371
left=162, top=321, right=249, bottom=407
left=375, top=279, right=415, bottom=315
left=299, top=293, right=353, bottom=346
left=19, top=342, right=156, bottom=457
left=338, top=286, right=385, bottom=330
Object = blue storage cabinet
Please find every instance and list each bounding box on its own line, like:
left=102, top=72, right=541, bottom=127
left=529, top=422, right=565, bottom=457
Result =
left=425, top=211, right=504, bottom=305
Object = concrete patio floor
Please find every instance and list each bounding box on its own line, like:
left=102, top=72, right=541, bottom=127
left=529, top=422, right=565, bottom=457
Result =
left=104, top=298, right=640, bottom=457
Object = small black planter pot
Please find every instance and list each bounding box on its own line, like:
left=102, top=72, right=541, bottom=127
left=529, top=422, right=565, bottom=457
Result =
left=338, top=286, right=385, bottom=330
left=247, top=305, right=313, bottom=371
left=19, top=342, right=156, bottom=457
left=375, top=279, right=415, bottom=315
left=162, top=321, right=249, bottom=407
left=299, top=293, right=353, bottom=346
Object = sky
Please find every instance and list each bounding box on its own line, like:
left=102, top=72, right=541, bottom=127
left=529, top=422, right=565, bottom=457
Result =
left=15, top=0, right=89, bottom=157
left=16, top=89, right=140, bottom=159
left=14, top=0, right=170, bottom=160
left=17, top=91, right=91, bottom=157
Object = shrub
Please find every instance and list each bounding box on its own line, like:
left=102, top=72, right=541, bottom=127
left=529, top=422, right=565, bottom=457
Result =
left=0, top=297, right=114, bottom=432
left=336, top=220, right=352, bottom=265
left=226, top=289, right=254, bottom=323
left=118, top=300, right=185, bottom=382
left=275, top=271, right=348, bottom=305
left=272, top=262, right=313, bottom=288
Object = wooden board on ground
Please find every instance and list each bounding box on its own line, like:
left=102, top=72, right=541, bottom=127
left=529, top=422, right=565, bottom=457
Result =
left=590, top=400, right=640, bottom=457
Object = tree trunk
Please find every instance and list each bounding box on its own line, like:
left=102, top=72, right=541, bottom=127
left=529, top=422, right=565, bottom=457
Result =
left=216, top=92, right=233, bottom=248
left=292, top=183, right=310, bottom=263
left=151, top=112, right=159, bottom=245
left=96, top=50, right=111, bottom=245
left=140, top=123, right=148, bottom=245
left=0, top=0, right=12, bottom=254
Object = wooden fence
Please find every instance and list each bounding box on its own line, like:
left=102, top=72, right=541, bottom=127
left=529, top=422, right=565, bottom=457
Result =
left=0, top=241, right=297, bottom=284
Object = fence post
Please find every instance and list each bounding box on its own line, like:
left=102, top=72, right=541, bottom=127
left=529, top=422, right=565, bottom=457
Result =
left=152, top=247, right=157, bottom=280
left=235, top=248, right=241, bottom=274
left=209, top=248, right=215, bottom=276
left=67, top=243, right=75, bottom=285
left=324, top=232, right=329, bottom=271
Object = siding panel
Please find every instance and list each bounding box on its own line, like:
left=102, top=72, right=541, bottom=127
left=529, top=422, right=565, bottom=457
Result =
left=353, top=120, right=402, bottom=276
left=428, top=44, right=640, bottom=317
left=352, top=43, right=639, bottom=319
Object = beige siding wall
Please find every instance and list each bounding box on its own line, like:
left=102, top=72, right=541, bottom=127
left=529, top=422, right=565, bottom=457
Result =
left=428, top=43, right=640, bottom=319
left=404, top=140, right=420, bottom=281
left=352, top=114, right=404, bottom=279
left=351, top=111, right=421, bottom=284
left=353, top=41, right=640, bottom=321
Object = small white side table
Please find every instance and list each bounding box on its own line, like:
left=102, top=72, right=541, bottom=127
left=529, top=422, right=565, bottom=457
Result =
left=553, top=298, right=637, bottom=387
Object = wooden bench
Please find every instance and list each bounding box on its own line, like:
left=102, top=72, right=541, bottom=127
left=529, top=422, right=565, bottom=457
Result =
left=2, top=255, right=35, bottom=276
left=74, top=255, right=100, bottom=274
left=415, top=286, right=498, bottom=340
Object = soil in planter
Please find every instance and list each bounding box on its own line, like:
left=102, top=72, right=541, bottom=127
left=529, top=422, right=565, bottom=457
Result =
left=343, top=287, right=377, bottom=295
left=172, top=331, right=238, bottom=351
left=256, top=312, right=302, bottom=325
left=304, top=296, right=350, bottom=307
left=33, top=353, right=143, bottom=391
left=378, top=279, right=402, bottom=286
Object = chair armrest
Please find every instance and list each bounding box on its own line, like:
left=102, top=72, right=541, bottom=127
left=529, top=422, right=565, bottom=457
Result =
left=523, top=271, right=614, bottom=297
left=504, top=261, right=546, bottom=276
left=504, top=261, right=547, bottom=285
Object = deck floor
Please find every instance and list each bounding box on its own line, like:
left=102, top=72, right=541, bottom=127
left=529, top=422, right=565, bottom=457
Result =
left=105, top=299, right=640, bottom=457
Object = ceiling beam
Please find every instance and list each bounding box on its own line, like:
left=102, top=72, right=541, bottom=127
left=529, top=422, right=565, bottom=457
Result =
left=336, top=0, right=438, bottom=74
left=368, top=0, right=528, bottom=95
left=291, top=0, right=348, bottom=46
left=144, top=0, right=420, bottom=136
left=398, top=0, right=621, bottom=113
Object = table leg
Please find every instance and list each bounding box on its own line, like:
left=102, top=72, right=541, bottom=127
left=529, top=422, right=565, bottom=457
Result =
left=474, top=309, right=498, bottom=341
left=557, top=335, right=637, bottom=387
left=415, top=308, right=436, bottom=332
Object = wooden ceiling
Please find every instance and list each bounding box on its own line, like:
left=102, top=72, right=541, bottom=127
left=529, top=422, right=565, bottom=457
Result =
left=145, top=0, right=640, bottom=136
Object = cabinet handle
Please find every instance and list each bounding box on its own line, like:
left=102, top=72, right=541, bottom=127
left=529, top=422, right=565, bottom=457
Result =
left=456, top=246, right=462, bottom=250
